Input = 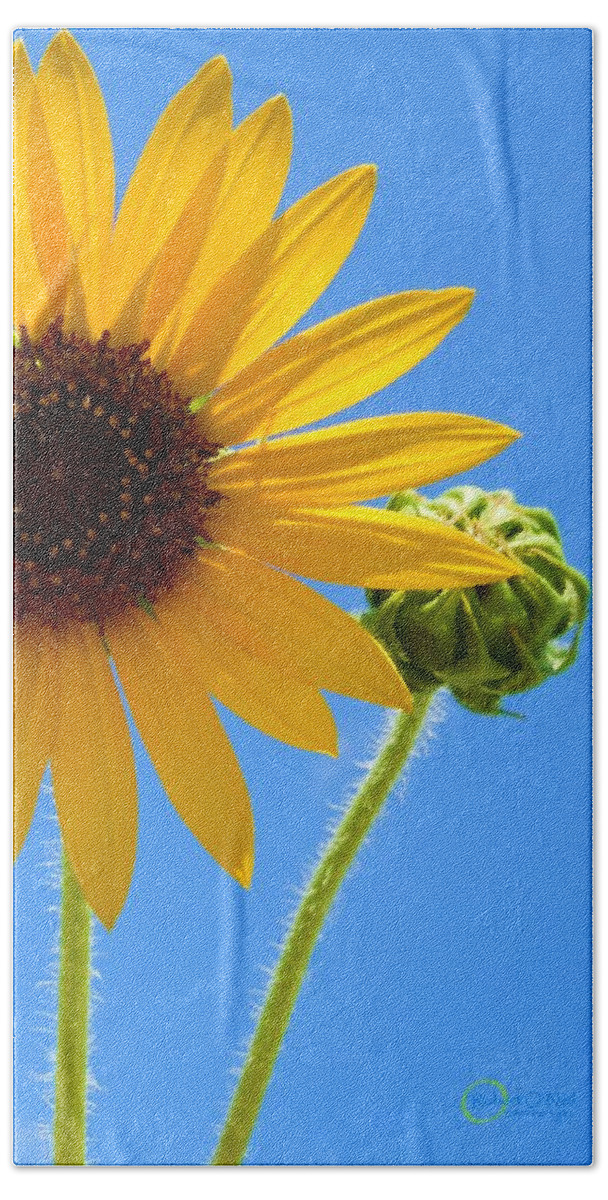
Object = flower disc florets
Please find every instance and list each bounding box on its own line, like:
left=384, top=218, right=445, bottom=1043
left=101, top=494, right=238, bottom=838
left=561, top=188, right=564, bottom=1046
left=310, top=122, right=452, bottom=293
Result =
left=14, top=320, right=219, bottom=628
left=363, top=486, right=589, bottom=715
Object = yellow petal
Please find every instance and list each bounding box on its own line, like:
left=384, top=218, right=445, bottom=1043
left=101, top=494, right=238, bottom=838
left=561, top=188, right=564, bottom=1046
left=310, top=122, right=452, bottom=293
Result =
left=121, top=89, right=290, bottom=352
left=170, top=164, right=377, bottom=395
left=26, top=84, right=70, bottom=291
left=108, top=55, right=232, bottom=322
left=204, top=287, right=476, bottom=444
left=13, top=624, right=57, bottom=857
left=136, top=144, right=229, bottom=345
left=51, top=623, right=137, bottom=930
left=208, top=499, right=524, bottom=590
left=216, top=164, right=377, bottom=383
left=111, top=143, right=230, bottom=349
left=209, top=412, right=519, bottom=507
left=161, top=221, right=280, bottom=386
left=13, top=41, right=47, bottom=330
left=16, top=47, right=78, bottom=334
left=36, top=32, right=115, bottom=335
left=143, top=570, right=338, bottom=755
left=165, top=95, right=293, bottom=354
left=108, top=607, right=254, bottom=887
left=191, top=547, right=412, bottom=710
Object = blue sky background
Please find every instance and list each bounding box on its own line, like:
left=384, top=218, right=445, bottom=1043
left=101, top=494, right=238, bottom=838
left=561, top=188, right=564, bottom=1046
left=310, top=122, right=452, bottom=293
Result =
left=14, top=28, right=592, bottom=1165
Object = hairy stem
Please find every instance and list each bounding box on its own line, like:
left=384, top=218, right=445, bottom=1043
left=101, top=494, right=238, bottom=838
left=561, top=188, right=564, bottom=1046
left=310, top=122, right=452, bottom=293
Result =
left=212, top=691, right=435, bottom=1165
left=53, top=851, right=91, bottom=1165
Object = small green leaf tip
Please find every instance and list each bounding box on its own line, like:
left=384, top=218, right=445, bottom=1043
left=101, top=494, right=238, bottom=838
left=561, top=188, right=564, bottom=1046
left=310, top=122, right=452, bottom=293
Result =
left=362, top=486, right=590, bottom=716
left=137, top=594, right=157, bottom=620
left=189, top=393, right=212, bottom=414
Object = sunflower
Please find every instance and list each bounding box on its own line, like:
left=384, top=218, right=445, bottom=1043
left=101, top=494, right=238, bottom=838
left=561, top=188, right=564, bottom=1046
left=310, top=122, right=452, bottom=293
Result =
left=14, top=32, right=520, bottom=929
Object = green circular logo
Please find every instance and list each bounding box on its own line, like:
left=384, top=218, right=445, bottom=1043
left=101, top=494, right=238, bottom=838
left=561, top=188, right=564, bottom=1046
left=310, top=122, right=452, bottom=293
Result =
left=460, top=1078, right=509, bottom=1124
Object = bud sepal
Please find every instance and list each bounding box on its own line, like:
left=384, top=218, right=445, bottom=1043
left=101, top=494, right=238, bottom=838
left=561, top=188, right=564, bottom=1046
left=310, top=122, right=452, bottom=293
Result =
left=363, top=486, right=589, bottom=716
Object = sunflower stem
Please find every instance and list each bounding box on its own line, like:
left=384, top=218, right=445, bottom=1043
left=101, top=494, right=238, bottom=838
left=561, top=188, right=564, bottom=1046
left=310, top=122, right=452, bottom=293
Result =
left=211, top=690, right=435, bottom=1165
left=53, top=850, right=91, bottom=1165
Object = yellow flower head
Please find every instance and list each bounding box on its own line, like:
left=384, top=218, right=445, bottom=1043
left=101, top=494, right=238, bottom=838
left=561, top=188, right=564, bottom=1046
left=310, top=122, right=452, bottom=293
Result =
left=14, top=32, right=521, bottom=928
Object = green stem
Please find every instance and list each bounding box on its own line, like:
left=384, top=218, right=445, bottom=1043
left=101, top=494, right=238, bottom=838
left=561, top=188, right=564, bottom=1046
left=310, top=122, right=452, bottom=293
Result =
left=53, top=851, right=91, bottom=1165
left=212, top=690, right=435, bottom=1165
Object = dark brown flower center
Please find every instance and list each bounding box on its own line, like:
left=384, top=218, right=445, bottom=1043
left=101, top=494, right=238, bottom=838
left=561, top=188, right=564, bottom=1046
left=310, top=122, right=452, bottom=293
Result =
left=14, top=320, right=219, bottom=629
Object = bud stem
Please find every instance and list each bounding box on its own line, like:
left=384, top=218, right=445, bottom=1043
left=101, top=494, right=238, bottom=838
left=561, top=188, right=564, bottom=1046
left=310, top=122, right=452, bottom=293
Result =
left=212, top=690, right=435, bottom=1165
left=53, top=850, right=91, bottom=1165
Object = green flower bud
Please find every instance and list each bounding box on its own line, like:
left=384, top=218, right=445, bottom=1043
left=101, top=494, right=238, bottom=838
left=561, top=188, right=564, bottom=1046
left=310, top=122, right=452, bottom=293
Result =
left=362, top=486, right=589, bottom=716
